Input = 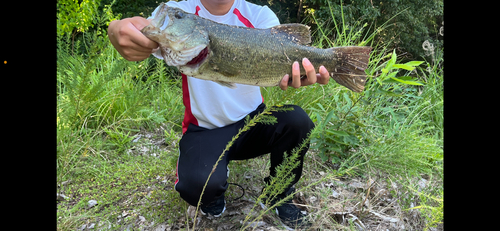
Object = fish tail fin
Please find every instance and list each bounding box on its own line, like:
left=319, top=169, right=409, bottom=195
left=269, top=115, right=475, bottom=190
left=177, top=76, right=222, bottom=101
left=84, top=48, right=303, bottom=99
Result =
left=330, top=46, right=372, bottom=92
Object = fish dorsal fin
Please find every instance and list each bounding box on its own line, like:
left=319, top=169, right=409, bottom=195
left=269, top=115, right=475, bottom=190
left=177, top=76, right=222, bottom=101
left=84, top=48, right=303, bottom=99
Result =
left=270, top=24, right=311, bottom=45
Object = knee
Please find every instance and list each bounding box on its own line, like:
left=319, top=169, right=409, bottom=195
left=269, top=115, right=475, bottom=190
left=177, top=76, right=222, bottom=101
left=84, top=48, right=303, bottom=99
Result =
left=175, top=168, right=228, bottom=206
left=279, top=105, right=315, bottom=133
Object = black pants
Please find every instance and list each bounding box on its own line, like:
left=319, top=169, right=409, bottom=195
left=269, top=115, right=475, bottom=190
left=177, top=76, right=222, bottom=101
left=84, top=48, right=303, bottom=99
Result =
left=174, top=103, right=314, bottom=206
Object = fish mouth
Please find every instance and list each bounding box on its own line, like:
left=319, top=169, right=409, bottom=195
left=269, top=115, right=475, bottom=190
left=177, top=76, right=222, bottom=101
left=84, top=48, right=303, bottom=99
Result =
left=153, top=3, right=170, bottom=29
left=185, top=47, right=209, bottom=67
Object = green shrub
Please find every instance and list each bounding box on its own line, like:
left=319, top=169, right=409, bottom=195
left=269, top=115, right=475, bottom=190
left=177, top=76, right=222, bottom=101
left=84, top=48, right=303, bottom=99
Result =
left=57, top=0, right=120, bottom=55
left=101, top=0, right=159, bottom=19
left=57, top=0, right=101, bottom=37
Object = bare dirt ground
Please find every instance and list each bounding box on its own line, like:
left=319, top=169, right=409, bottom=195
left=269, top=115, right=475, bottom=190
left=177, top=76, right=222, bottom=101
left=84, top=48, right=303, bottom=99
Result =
left=75, top=128, right=442, bottom=231
left=139, top=173, right=443, bottom=231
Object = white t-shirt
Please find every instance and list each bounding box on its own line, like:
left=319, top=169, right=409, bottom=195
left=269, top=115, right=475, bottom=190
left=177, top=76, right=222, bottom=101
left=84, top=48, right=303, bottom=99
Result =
left=148, top=0, right=280, bottom=133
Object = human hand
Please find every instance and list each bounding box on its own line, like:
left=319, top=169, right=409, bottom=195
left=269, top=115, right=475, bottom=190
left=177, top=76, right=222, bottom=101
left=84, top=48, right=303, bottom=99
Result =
left=279, top=58, right=330, bottom=90
left=107, top=17, right=159, bottom=61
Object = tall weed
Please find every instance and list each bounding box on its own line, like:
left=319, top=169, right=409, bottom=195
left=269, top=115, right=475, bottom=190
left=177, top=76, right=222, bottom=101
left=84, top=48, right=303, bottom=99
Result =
left=293, top=5, right=429, bottom=166
left=57, top=30, right=183, bottom=179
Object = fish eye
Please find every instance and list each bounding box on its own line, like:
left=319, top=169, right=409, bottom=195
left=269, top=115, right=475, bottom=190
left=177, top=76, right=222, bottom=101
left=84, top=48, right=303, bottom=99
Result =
left=175, top=11, right=184, bottom=19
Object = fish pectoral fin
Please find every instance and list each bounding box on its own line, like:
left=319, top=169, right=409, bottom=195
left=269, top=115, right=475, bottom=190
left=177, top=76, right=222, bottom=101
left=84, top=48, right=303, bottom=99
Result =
left=215, top=81, right=237, bottom=89
left=211, top=62, right=240, bottom=77
left=270, top=24, right=311, bottom=45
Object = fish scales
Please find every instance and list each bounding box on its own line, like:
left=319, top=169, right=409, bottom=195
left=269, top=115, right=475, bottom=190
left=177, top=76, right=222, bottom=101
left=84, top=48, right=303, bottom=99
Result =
left=141, top=3, right=372, bottom=92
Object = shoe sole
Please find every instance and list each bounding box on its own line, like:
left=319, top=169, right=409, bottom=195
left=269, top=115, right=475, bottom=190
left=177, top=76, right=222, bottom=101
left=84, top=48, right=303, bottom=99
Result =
left=200, top=205, right=226, bottom=218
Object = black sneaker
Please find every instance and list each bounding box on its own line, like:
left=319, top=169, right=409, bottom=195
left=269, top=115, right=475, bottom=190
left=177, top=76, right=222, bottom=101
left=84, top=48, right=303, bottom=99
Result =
left=200, top=194, right=226, bottom=217
left=260, top=187, right=310, bottom=230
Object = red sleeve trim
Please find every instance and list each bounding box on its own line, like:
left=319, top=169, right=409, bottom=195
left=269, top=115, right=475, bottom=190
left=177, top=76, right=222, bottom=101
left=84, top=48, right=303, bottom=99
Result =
left=195, top=5, right=201, bottom=15
left=181, top=74, right=198, bottom=134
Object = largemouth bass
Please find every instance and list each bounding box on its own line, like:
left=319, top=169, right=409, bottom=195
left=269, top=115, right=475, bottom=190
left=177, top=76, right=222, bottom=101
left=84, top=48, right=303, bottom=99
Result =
left=141, top=3, right=372, bottom=92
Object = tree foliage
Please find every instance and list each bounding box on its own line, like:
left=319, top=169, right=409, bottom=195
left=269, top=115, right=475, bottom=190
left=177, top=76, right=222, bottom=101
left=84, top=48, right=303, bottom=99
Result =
left=58, top=0, right=443, bottom=60
left=247, top=0, right=443, bottom=60
left=57, top=0, right=102, bottom=37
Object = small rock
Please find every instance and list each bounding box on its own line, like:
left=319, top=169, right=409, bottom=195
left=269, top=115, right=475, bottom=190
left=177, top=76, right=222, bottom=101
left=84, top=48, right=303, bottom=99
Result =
left=240, top=220, right=266, bottom=228
left=390, top=181, right=398, bottom=190
left=138, top=216, right=146, bottom=223
left=60, top=180, right=72, bottom=187
left=308, top=196, right=317, bottom=204
left=132, top=134, right=142, bottom=142
left=187, top=206, right=197, bottom=218
left=154, top=224, right=167, bottom=231
left=228, top=210, right=241, bottom=216
left=57, top=193, right=69, bottom=201
left=78, top=224, right=86, bottom=231
left=418, top=178, right=428, bottom=192
left=244, top=172, right=253, bottom=179
left=331, top=189, right=340, bottom=198
left=371, top=211, right=399, bottom=223
left=377, top=189, right=388, bottom=197
left=350, top=179, right=375, bottom=190
left=349, top=181, right=365, bottom=189
left=88, top=200, right=98, bottom=208
left=88, top=223, right=95, bottom=229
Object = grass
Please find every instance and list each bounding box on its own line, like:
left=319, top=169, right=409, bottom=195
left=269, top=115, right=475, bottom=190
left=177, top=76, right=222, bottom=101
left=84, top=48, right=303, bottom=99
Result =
left=57, top=2, right=443, bottom=230
left=57, top=144, right=184, bottom=230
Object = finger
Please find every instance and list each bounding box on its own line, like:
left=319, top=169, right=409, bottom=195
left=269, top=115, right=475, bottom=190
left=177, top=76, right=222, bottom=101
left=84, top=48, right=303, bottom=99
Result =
left=121, top=52, right=151, bottom=61
left=130, top=16, right=152, bottom=31
left=317, top=65, right=330, bottom=85
left=301, top=58, right=317, bottom=86
left=125, top=55, right=146, bottom=62
left=279, top=74, right=289, bottom=91
left=291, top=61, right=301, bottom=88
left=129, top=41, right=157, bottom=53
left=128, top=18, right=159, bottom=49
left=113, top=21, right=158, bottom=53
left=127, top=27, right=159, bottom=50
left=120, top=43, right=154, bottom=60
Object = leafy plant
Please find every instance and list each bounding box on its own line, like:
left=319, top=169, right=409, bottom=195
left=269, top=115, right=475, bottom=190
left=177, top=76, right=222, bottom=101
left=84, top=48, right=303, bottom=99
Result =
left=310, top=94, right=362, bottom=164
left=372, top=49, right=424, bottom=86
left=57, top=0, right=101, bottom=37
left=103, top=127, right=134, bottom=153
left=304, top=2, right=427, bottom=166
left=57, top=0, right=120, bottom=52
left=407, top=188, right=443, bottom=230
left=101, top=0, right=158, bottom=19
